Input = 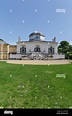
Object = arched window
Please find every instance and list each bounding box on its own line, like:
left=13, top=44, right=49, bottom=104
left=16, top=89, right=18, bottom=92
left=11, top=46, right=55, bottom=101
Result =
left=48, top=47, right=54, bottom=54
left=20, top=46, right=26, bottom=54
left=34, top=45, right=41, bottom=52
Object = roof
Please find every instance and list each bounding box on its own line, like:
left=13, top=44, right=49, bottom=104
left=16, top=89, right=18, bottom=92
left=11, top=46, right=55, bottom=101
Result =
left=17, top=40, right=58, bottom=44
left=29, top=32, right=45, bottom=37
left=0, top=39, right=4, bottom=41
left=0, top=38, right=8, bottom=44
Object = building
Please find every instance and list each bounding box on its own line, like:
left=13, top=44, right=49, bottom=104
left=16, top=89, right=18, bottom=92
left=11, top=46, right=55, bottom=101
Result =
left=0, top=39, right=16, bottom=60
left=10, top=31, right=65, bottom=60
left=0, top=32, right=65, bottom=60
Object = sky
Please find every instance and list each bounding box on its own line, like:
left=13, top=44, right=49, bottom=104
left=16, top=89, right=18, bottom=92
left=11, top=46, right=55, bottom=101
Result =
left=0, top=0, right=72, bottom=45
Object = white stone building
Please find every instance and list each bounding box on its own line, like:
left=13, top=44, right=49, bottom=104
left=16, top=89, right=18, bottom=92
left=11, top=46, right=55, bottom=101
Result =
left=10, top=31, right=65, bottom=60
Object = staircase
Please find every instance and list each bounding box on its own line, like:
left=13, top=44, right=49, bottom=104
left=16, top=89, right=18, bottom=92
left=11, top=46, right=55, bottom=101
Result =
left=28, top=52, right=49, bottom=60
left=21, top=52, right=53, bottom=60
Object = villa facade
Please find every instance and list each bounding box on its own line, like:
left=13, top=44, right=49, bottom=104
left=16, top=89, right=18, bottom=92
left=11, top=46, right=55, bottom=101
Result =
left=0, top=32, right=65, bottom=60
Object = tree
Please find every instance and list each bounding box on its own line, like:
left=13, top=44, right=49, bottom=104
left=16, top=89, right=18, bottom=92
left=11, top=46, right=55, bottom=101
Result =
left=68, top=45, right=72, bottom=53
left=65, top=52, right=70, bottom=59
left=58, top=41, right=69, bottom=54
left=58, top=48, right=62, bottom=54
left=58, top=40, right=72, bottom=59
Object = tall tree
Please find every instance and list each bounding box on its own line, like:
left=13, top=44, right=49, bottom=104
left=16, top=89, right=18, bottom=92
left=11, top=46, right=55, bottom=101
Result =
left=68, top=45, right=72, bottom=53
left=58, top=40, right=69, bottom=54
left=58, top=40, right=72, bottom=59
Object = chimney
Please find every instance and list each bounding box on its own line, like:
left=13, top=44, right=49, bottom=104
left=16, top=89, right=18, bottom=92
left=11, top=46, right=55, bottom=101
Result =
left=52, top=37, right=56, bottom=42
left=18, top=37, right=21, bottom=42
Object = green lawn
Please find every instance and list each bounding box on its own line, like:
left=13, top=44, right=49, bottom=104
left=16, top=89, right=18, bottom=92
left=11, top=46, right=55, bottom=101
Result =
left=0, top=61, right=72, bottom=108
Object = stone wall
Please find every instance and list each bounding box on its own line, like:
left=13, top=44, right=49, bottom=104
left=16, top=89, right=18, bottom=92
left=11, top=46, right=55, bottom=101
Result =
left=0, top=43, right=17, bottom=60
left=9, top=45, right=17, bottom=53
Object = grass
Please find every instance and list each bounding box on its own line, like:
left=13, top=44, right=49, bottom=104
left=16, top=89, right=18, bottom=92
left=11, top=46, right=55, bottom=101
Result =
left=0, top=61, right=72, bottom=108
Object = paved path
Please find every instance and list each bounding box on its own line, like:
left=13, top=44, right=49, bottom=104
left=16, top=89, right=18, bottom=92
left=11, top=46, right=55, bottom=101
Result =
left=5, top=60, right=70, bottom=65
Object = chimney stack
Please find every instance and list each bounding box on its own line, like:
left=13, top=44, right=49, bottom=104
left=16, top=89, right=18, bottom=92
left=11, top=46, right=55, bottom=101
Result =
left=52, top=37, right=56, bottom=42
left=18, top=37, right=21, bottom=42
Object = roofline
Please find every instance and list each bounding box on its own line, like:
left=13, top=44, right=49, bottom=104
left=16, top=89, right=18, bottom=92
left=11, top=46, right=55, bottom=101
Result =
left=0, top=43, right=9, bottom=45
left=17, top=41, right=58, bottom=44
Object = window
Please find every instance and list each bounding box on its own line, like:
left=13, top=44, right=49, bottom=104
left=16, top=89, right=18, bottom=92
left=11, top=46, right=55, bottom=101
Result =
left=48, top=47, right=54, bottom=54
left=20, top=46, right=26, bottom=54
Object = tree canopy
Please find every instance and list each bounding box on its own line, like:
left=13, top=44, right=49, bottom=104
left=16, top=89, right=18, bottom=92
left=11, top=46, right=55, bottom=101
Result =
left=58, top=40, right=72, bottom=59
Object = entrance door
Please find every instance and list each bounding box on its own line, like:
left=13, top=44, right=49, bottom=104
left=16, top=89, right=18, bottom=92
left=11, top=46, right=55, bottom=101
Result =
left=34, top=45, right=40, bottom=52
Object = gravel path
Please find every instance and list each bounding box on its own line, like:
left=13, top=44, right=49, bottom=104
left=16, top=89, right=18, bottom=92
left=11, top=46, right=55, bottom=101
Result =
left=5, top=60, right=70, bottom=65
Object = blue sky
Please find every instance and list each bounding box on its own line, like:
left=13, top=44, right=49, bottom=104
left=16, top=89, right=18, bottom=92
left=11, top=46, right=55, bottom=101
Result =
left=0, top=0, right=72, bottom=45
